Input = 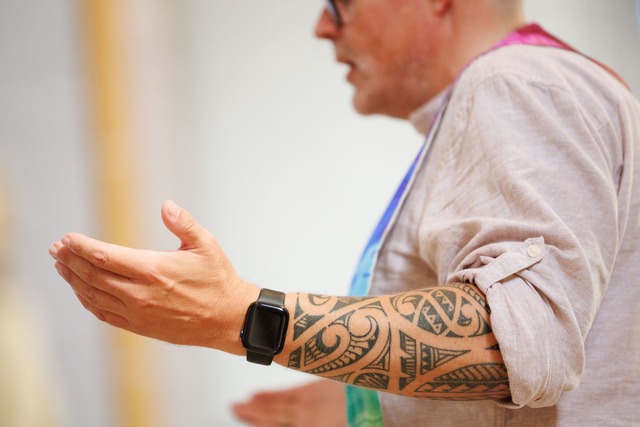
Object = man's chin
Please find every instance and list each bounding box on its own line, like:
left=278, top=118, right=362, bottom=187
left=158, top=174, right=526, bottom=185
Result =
left=353, top=103, right=377, bottom=116
left=352, top=91, right=382, bottom=116
left=352, top=93, right=405, bottom=118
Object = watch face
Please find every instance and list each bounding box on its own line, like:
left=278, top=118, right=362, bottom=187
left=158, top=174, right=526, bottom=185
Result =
left=242, top=302, right=289, bottom=355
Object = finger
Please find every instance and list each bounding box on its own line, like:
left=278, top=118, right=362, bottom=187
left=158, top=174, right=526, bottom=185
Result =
left=75, top=291, right=130, bottom=330
left=49, top=241, right=63, bottom=261
left=55, top=260, right=127, bottom=316
left=233, top=398, right=296, bottom=424
left=232, top=402, right=260, bottom=423
left=55, top=243, right=130, bottom=297
left=59, top=232, right=156, bottom=279
left=250, top=390, right=295, bottom=405
left=161, top=200, right=212, bottom=250
left=232, top=402, right=289, bottom=427
left=50, top=245, right=131, bottom=310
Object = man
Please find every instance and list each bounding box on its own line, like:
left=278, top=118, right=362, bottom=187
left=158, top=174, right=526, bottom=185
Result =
left=50, top=0, right=640, bottom=426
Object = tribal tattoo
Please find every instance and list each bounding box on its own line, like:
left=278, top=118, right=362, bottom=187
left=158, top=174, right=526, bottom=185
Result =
left=285, top=283, right=510, bottom=401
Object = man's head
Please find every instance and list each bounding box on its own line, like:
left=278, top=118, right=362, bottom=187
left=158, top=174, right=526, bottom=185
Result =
left=315, top=0, right=525, bottom=119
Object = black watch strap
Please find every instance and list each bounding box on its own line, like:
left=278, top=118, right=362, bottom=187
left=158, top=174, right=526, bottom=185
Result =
left=258, top=288, right=286, bottom=307
left=246, top=352, right=277, bottom=365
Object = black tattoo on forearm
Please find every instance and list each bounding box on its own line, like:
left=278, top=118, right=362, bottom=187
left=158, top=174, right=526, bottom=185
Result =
left=286, top=284, right=510, bottom=401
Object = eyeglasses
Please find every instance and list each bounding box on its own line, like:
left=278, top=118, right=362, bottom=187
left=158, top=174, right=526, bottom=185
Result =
left=325, top=0, right=343, bottom=26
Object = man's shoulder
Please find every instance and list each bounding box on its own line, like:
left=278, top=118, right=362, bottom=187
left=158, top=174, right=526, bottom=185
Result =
left=461, top=45, right=625, bottom=94
left=453, top=44, right=637, bottom=115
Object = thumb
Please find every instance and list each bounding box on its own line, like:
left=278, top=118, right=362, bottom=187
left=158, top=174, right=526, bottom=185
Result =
left=161, top=200, right=210, bottom=250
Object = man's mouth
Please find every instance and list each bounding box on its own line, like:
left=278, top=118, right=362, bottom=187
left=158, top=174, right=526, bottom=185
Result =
left=337, top=57, right=356, bottom=83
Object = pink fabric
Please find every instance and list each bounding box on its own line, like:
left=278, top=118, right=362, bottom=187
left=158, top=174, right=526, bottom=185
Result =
left=494, top=24, right=630, bottom=90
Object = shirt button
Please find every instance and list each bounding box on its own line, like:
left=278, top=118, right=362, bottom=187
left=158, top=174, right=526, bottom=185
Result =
left=527, top=244, right=542, bottom=258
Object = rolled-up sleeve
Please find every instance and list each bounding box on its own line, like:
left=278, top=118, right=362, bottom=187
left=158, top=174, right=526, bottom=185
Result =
left=417, top=57, right=623, bottom=408
left=451, top=237, right=582, bottom=408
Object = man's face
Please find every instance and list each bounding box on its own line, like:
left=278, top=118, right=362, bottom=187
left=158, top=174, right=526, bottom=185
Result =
left=316, top=0, right=447, bottom=118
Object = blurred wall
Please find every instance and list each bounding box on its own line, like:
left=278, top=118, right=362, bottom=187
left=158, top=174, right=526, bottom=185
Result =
left=0, top=0, right=104, bottom=425
left=0, top=0, right=638, bottom=426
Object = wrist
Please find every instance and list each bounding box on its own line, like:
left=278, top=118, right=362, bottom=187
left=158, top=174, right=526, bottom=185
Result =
left=211, top=280, right=260, bottom=355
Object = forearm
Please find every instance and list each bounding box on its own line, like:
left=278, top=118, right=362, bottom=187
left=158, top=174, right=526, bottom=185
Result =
left=274, top=282, right=510, bottom=401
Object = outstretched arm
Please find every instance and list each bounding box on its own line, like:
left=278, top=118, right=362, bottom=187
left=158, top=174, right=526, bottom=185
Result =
left=49, top=201, right=509, bottom=401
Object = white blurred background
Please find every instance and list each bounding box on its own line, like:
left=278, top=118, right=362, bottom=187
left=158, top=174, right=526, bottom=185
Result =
left=0, top=0, right=638, bottom=426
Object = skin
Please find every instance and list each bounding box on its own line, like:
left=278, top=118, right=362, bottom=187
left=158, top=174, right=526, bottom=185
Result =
left=233, top=380, right=346, bottom=427
left=50, top=0, right=527, bottom=425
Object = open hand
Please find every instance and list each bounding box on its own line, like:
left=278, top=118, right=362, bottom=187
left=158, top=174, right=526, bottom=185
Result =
left=49, top=200, right=259, bottom=353
left=233, top=379, right=346, bottom=427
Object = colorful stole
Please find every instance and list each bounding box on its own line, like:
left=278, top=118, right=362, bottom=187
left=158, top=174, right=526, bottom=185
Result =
left=345, top=23, right=630, bottom=427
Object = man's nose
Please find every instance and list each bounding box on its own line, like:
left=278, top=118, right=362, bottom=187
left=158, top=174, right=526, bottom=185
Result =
left=314, top=8, right=340, bottom=40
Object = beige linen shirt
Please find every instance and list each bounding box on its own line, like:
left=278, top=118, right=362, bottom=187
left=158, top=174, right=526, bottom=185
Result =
left=370, top=45, right=640, bottom=426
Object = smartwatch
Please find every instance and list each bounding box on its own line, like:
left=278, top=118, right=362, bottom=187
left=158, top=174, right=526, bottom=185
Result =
left=240, top=288, right=289, bottom=365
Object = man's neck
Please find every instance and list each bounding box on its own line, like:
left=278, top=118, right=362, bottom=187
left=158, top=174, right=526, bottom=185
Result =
left=442, top=2, right=527, bottom=89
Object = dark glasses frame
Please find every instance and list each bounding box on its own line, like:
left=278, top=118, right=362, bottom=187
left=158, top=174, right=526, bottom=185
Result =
left=325, top=0, right=343, bottom=26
